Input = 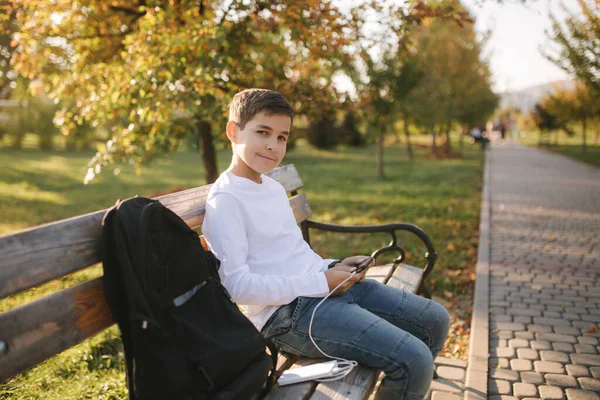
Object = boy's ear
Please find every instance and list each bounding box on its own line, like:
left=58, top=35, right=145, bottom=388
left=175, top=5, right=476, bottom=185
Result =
left=226, top=121, right=239, bottom=143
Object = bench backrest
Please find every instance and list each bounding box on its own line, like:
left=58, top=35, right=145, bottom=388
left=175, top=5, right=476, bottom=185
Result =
left=0, top=164, right=310, bottom=382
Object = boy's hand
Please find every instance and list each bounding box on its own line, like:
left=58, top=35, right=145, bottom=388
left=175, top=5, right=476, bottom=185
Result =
left=323, top=256, right=373, bottom=295
left=323, top=264, right=362, bottom=296
left=340, top=255, right=373, bottom=283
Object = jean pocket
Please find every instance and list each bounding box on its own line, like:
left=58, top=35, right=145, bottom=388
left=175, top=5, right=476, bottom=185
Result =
left=263, top=299, right=297, bottom=338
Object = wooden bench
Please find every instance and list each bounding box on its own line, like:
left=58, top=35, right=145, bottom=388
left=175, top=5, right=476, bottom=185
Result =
left=0, top=164, right=438, bottom=399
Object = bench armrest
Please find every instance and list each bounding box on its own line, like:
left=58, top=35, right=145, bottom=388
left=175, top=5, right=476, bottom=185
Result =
left=302, top=220, right=437, bottom=297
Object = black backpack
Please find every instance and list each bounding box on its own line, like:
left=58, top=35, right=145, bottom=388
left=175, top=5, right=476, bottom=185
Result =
left=100, top=196, right=278, bottom=400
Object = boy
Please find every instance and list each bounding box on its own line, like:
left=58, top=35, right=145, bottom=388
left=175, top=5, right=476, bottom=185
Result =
left=202, top=89, right=449, bottom=400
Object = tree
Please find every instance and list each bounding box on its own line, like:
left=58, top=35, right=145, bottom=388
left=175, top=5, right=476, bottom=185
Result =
left=544, top=82, right=600, bottom=151
left=546, top=0, right=600, bottom=95
left=9, top=1, right=362, bottom=183
left=402, top=8, right=496, bottom=156
left=338, top=110, right=364, bottom=147
left=353, top=1, right=471, bottom=176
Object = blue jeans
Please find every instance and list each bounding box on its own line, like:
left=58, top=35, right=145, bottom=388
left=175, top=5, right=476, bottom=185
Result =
left=261, top=279, right=450, bottom=400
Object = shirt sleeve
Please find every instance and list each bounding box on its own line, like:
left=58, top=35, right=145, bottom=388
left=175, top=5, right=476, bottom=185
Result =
left=203, top=192, right=330, bottom=306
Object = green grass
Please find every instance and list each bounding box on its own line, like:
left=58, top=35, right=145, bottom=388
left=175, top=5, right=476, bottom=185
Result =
left=516, top=129, right=600, bottom=167
left=0, top=140, right=483, bottom=398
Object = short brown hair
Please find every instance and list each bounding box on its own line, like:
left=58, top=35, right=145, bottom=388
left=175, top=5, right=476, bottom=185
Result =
left=228, top=89, right=294, bottom=129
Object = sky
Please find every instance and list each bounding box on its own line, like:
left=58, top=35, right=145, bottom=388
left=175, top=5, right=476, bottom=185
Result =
left=463, top=0, right=579, bottom=93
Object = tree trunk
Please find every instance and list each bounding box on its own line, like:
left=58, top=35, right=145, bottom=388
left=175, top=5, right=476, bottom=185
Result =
left=458, top=125, right=464, bottom=150
left=377, top=128, right=384, bottom=179
left=403, top=117, right=413, bottom=161
left=444, top=125, right=451, bottom=153
left=430, top=124, right=437, bottom=154
left=582, top=118, right=587, bottom=153
left=196, top=120, right=219, bottom=183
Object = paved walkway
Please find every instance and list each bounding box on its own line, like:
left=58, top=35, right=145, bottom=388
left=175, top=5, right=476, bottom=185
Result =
left=469, top=143, right=600, bottom=400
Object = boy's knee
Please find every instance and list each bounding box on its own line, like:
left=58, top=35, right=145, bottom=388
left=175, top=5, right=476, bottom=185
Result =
left=430, top=301, right=450, bottom=340
left=389, top=337, right=434, bottom=380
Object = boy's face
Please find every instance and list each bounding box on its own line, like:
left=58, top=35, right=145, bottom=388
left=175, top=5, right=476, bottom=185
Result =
left=226, top=111, right=291, bottom=183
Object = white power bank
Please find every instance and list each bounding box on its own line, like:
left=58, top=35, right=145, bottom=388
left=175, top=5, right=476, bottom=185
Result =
left=277, top=360, right=338, bottom=386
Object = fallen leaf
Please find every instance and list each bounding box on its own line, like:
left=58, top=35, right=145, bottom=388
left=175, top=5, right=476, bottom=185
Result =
left=547, top=236, right=556, bottom=242
left=447, top=242, right=456, bottom=251
left=444, top=291, right=454, bottom=299
left=469, top=272, right=476, bottom=281
left=587, top=326, right=597, bottom=334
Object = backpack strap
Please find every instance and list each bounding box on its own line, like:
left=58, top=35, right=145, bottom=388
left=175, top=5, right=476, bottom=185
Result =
left=101, top=202, right=138, bottom=400
left=258, top=338, right=280, bottom=399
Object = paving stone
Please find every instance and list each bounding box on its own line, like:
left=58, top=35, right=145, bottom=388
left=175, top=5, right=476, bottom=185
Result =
left=517, top=348, right=539, bottom=360
left=431, top=392, right=462, bottom=400
left=538, top=385, right=565, bottom=400
left=495, top=347, right=517, bottom=358
left=564, top=388, right=600, bottom=400
left=436, top=366, right=465, bottom=381
left=570, top=354, right=600, bottom=366
left=590, top=367, right=600, bottom=378
left=515, top=316, right=533, bottom=324
left=511, top=359, right=534, bottom=372
left=489, top=380, right=513, bottom=395
left=537, top=333, right=578, bottom=344
left=434, top=357, right=468, bottom=368
left=491, top=357, right=510, bottom=368
left=495, top=322, right=527, bottom=332
left=509, top=308, right=543, bottom=317
left=492, top=339, right=508, bottom=348
left=513, top=382, right=538, bottom=398
left=578, top=337, right=599, bottom=346
left=429, top=378, right=464, bottom=393
left=555, top=327, right=583, bottom=336
left=535, top=361, right=566, bottom=374
left=531, top=340, right=553, bottom=350
left=565, top=364, right=591, bottom=377
left=544, top=374, right=579, bottom=388
left=489, top=396, right=519, bottom=400
left=498, top=331, right=516, bottom=339
left=509, top=338, right=531, bottom=349
left=494, top=315, right=515, bottom=323
left=515, top=331, right=536, bottom=340
left=491, top=368, right=521, bottom=382
left=553, top=343, right=575, bottom=353
left=534, top=317, right=574, bottom=327
left=521, top=372, right=544, bottom=385
left=575, top=344, right=597, bottom=354
left=545, top=311, right=563, bottom=318
left=577, top=377, right=600, bottom=392
left=541, top=351, right=571, bottom=363
left=580, top=314, right=600, bottom=323
left=529, top=325, right=554, bottom=333
left=572, top=321, right=597, bottom=330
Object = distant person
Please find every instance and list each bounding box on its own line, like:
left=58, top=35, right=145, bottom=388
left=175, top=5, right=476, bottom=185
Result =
left=469, top=127, right=489, bottom=150
left=499, top=121, right=507, bottom=140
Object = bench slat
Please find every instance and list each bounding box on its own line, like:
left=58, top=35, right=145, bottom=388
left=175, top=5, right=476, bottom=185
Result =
left=0, top=185, right=211, bottom=300
left=266, top=164, right=304, bottom=193
left=0, top=165, right=306, bottom=300
left=0, top=277, right=111, bottom=381
left=307, top=264, right=424, bottom=400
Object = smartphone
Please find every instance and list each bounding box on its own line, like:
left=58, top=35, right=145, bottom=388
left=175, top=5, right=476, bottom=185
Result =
left=354, top=257, right=374, bottom=273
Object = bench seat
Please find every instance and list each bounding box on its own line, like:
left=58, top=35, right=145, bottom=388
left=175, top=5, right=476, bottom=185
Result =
left=0, top=164, right=435, bottom=400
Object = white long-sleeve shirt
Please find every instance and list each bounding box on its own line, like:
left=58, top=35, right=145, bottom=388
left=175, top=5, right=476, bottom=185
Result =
left=202, top=171, right=332, bottom=331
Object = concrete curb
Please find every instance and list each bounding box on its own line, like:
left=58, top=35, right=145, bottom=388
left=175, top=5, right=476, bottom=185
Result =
left=464, top=148, right=491, bottom=400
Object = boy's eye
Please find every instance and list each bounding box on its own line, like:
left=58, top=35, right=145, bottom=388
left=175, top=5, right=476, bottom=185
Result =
left=256, top=130, right=267, bottom=135
left=278, top=136, right=287, bottom=142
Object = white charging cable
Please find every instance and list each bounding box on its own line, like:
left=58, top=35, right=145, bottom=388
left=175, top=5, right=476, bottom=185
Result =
left=308, top=270, right=359, bottom=382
